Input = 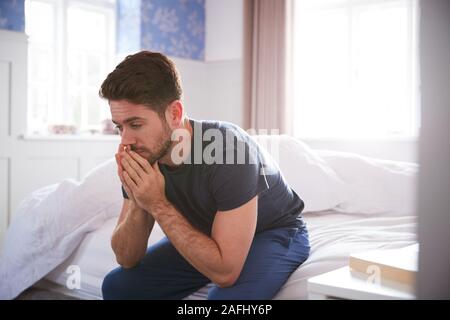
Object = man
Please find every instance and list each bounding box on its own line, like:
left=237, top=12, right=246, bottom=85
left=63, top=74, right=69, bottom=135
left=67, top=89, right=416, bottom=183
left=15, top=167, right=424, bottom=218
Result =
left=100, top=51, right=310, bottom=300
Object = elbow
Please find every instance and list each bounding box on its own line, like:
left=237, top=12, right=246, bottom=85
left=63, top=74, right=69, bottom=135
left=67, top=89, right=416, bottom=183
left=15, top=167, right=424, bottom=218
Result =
left=116, top=258, right=139, bottom=269
left=114, top=252, right=144, bottom=269
left=111, top=239, right=143, bottom=269
left=214, top=272, right=240, bottom=289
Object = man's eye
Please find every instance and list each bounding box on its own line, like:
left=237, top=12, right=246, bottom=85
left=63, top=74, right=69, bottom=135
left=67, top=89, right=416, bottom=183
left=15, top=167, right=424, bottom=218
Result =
left=115, top=125, right=122, bottom=131
left=130, top=124, right=142, bottom=129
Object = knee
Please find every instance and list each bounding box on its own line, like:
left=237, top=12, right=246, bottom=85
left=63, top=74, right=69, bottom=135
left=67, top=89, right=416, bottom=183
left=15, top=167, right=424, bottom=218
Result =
left=102, top=266, right=167, bottom=300
left=102, top=267, right=131, bottom=300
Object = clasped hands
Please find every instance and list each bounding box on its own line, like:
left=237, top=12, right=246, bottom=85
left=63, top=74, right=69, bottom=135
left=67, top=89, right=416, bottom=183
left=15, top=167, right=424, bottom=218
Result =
left=115, top=144, right=168, bottom=214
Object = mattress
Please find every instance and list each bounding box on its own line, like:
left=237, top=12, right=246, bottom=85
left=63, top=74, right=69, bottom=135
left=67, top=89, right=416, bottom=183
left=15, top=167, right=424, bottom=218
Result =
left=39, top=210, right=417, bottom=300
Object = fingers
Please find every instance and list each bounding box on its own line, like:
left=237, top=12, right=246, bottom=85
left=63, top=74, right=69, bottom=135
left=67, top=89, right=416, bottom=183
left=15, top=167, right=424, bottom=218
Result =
left=121, top=156, right=143, bottom=184
left=120, top=171, right=132, bottom=197
left=127, top=150, right=152, bottom=174
left=122, top=171, right=137, bottom=194
left=116, top=143, right=129, bottom=171
left=123, top=180, right=134, bottom=201
left=116, top=159, right=135, bottom=201
left=115, top=144, right=137, bottom=201
left=117, top=143, right=127, bottom=155
left=115, top=153, right=123, bottom=173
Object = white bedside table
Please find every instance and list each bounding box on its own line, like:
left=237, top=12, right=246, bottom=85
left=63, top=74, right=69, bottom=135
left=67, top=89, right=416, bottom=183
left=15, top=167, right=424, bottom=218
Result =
left=307, top=267, right=416, bottom=300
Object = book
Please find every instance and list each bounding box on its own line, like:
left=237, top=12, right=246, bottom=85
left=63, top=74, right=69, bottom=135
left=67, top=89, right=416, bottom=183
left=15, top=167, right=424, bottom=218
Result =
left=349, top=244, right=418, bottom=287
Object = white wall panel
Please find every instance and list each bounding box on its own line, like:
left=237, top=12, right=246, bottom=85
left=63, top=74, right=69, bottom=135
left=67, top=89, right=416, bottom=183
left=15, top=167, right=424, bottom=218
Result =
left=0, top=60, right=10, bottom=137
left=206, top=0, right=243, bottom=61
left=171, top=57, right=208, bottom=122
left=206, top=60, right=243, bottom=127
left=0, top=158, right=9, bottom=243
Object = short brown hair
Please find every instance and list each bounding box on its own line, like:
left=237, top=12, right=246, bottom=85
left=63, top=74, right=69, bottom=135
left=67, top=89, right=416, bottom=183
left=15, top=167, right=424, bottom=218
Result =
left=99, top=51, right=182, bottom=115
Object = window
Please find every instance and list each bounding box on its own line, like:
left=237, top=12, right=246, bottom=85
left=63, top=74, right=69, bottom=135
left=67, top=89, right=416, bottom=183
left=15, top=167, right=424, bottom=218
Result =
left=292, top=0, right=419, bottom=139
left=25, top=0, right=116, bottom=135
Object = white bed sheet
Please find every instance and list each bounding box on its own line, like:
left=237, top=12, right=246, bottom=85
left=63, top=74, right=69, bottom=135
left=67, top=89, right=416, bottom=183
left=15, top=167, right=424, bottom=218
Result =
left=40, top=210, right=417, bottom=300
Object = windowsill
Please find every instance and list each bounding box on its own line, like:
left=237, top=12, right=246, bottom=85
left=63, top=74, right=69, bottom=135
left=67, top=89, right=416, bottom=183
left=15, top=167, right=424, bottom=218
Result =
left=19, top=134, right=121, bottom=142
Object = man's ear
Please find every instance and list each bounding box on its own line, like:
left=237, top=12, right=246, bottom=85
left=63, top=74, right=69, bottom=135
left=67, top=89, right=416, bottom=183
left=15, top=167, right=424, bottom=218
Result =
left=165, top=100, right=183, bottom=128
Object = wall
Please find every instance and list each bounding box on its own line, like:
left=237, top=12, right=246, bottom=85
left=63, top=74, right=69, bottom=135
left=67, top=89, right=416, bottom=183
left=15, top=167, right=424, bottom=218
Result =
left=205, top=0, right=243, bottom=61
left=417, top=0, right=450, bottom=299
left=0, top=0, right=24, bottom=32
left=117, top=0, right=205, bottom=61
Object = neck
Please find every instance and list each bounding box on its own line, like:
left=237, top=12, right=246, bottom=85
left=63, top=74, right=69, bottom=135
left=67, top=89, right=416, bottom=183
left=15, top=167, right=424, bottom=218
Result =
left=160, top=116, right=193, bottom=168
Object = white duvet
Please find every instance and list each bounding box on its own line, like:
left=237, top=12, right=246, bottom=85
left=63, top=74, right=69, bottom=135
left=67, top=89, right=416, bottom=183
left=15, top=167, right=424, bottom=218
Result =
left=0, top=136, right=418, bottom=299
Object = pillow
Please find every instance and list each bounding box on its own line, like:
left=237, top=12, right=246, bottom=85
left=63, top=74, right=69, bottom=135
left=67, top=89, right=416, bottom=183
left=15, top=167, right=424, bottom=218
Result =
left=316, top=150, right=418, bottom=216
left=0, top=157, right=122, bottom=299
left=253, top=135, right=346, bottom=212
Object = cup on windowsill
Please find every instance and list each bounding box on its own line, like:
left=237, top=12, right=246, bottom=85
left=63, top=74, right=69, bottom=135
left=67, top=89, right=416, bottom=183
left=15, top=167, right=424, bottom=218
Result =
left=48, top=124, right=78, bottom=135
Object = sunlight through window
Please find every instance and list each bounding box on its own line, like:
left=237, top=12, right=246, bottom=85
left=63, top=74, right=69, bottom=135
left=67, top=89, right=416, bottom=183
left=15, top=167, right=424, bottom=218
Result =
left=292, top=0, right=419, bottom=140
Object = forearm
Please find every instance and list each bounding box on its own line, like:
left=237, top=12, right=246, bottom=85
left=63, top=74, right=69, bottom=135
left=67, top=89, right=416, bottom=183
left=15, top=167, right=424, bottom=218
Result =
left=111, top=203, right=155, bottom=268
left=151, top=201, right=232, bottom=287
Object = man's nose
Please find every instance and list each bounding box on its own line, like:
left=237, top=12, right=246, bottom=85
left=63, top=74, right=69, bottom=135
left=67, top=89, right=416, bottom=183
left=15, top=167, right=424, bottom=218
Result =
left=120, top=129, right=136, bottom=146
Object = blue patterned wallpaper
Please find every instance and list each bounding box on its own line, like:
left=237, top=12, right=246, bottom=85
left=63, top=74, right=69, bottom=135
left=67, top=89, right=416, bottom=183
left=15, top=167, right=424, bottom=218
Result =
left=141, top=0, right=205, bottom=61
left=0, top=0, right=25, bottom=32
left=118, top=0, right=205, bottom=61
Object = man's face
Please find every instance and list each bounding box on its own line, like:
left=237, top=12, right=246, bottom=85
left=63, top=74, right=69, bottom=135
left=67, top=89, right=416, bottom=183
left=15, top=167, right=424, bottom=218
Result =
left=110, top=100, right=172, bottom=165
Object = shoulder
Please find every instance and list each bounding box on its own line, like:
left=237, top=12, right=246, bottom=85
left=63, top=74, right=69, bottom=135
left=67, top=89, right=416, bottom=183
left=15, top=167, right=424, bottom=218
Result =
left=198, top=120, right=259, bottom=149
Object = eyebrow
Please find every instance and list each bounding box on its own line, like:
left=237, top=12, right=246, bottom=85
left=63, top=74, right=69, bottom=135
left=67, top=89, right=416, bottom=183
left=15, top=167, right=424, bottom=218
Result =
left=111, top=117, right=146, bottom=125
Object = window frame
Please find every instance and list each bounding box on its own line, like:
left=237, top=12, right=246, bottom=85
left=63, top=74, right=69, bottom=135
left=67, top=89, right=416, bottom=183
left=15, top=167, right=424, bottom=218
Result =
left=25, top=0, right=116, bottom=135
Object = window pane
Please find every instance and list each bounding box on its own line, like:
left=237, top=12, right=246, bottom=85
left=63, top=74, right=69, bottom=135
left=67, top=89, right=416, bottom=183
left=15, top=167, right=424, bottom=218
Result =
left=353, top=3, right=409, bottom=135
left=25, top=0, right=55, bottom=44
left=26, top=0, right=56, bottom=134
left=67, top=6, right=107, bottom=51
left=86, top=53, right=102, bottom=87
left=29, top=85, right=50, bottom=131
left=67, top=4, right=112, bottom=133
left=30, top=47, right=53, bottom=82
left=69, top=90, right=82, bottom=128
left=68, top=51, right=83, bottom=85
left=293, top=7, right=350, bottom=137
left=87, top=90, right=101, bottom=127
left=293, top=0, right=418, bottom=139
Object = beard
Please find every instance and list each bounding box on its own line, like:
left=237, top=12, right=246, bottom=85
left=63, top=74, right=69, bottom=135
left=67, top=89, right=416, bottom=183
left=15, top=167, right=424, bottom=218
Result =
left=147, top=137, right=172, bottom=165
left=132, top=120, right=173, bottom=165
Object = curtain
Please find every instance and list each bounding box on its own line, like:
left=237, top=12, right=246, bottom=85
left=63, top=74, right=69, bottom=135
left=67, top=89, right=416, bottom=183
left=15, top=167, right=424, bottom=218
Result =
left=243, top=0, right=293, bottom=134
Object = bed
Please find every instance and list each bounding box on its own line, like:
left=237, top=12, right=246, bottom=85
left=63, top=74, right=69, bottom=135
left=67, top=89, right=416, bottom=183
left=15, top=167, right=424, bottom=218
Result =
left=0, top=135, right=418, bottom=300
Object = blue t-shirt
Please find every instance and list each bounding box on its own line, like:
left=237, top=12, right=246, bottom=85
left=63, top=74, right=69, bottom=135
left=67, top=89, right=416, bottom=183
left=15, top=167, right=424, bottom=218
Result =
left=122, top=119, right=306, bottom=235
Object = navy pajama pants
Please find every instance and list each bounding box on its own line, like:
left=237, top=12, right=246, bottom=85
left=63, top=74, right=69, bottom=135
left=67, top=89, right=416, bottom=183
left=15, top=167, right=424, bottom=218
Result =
left=102, top=224, right=310, bottom=300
